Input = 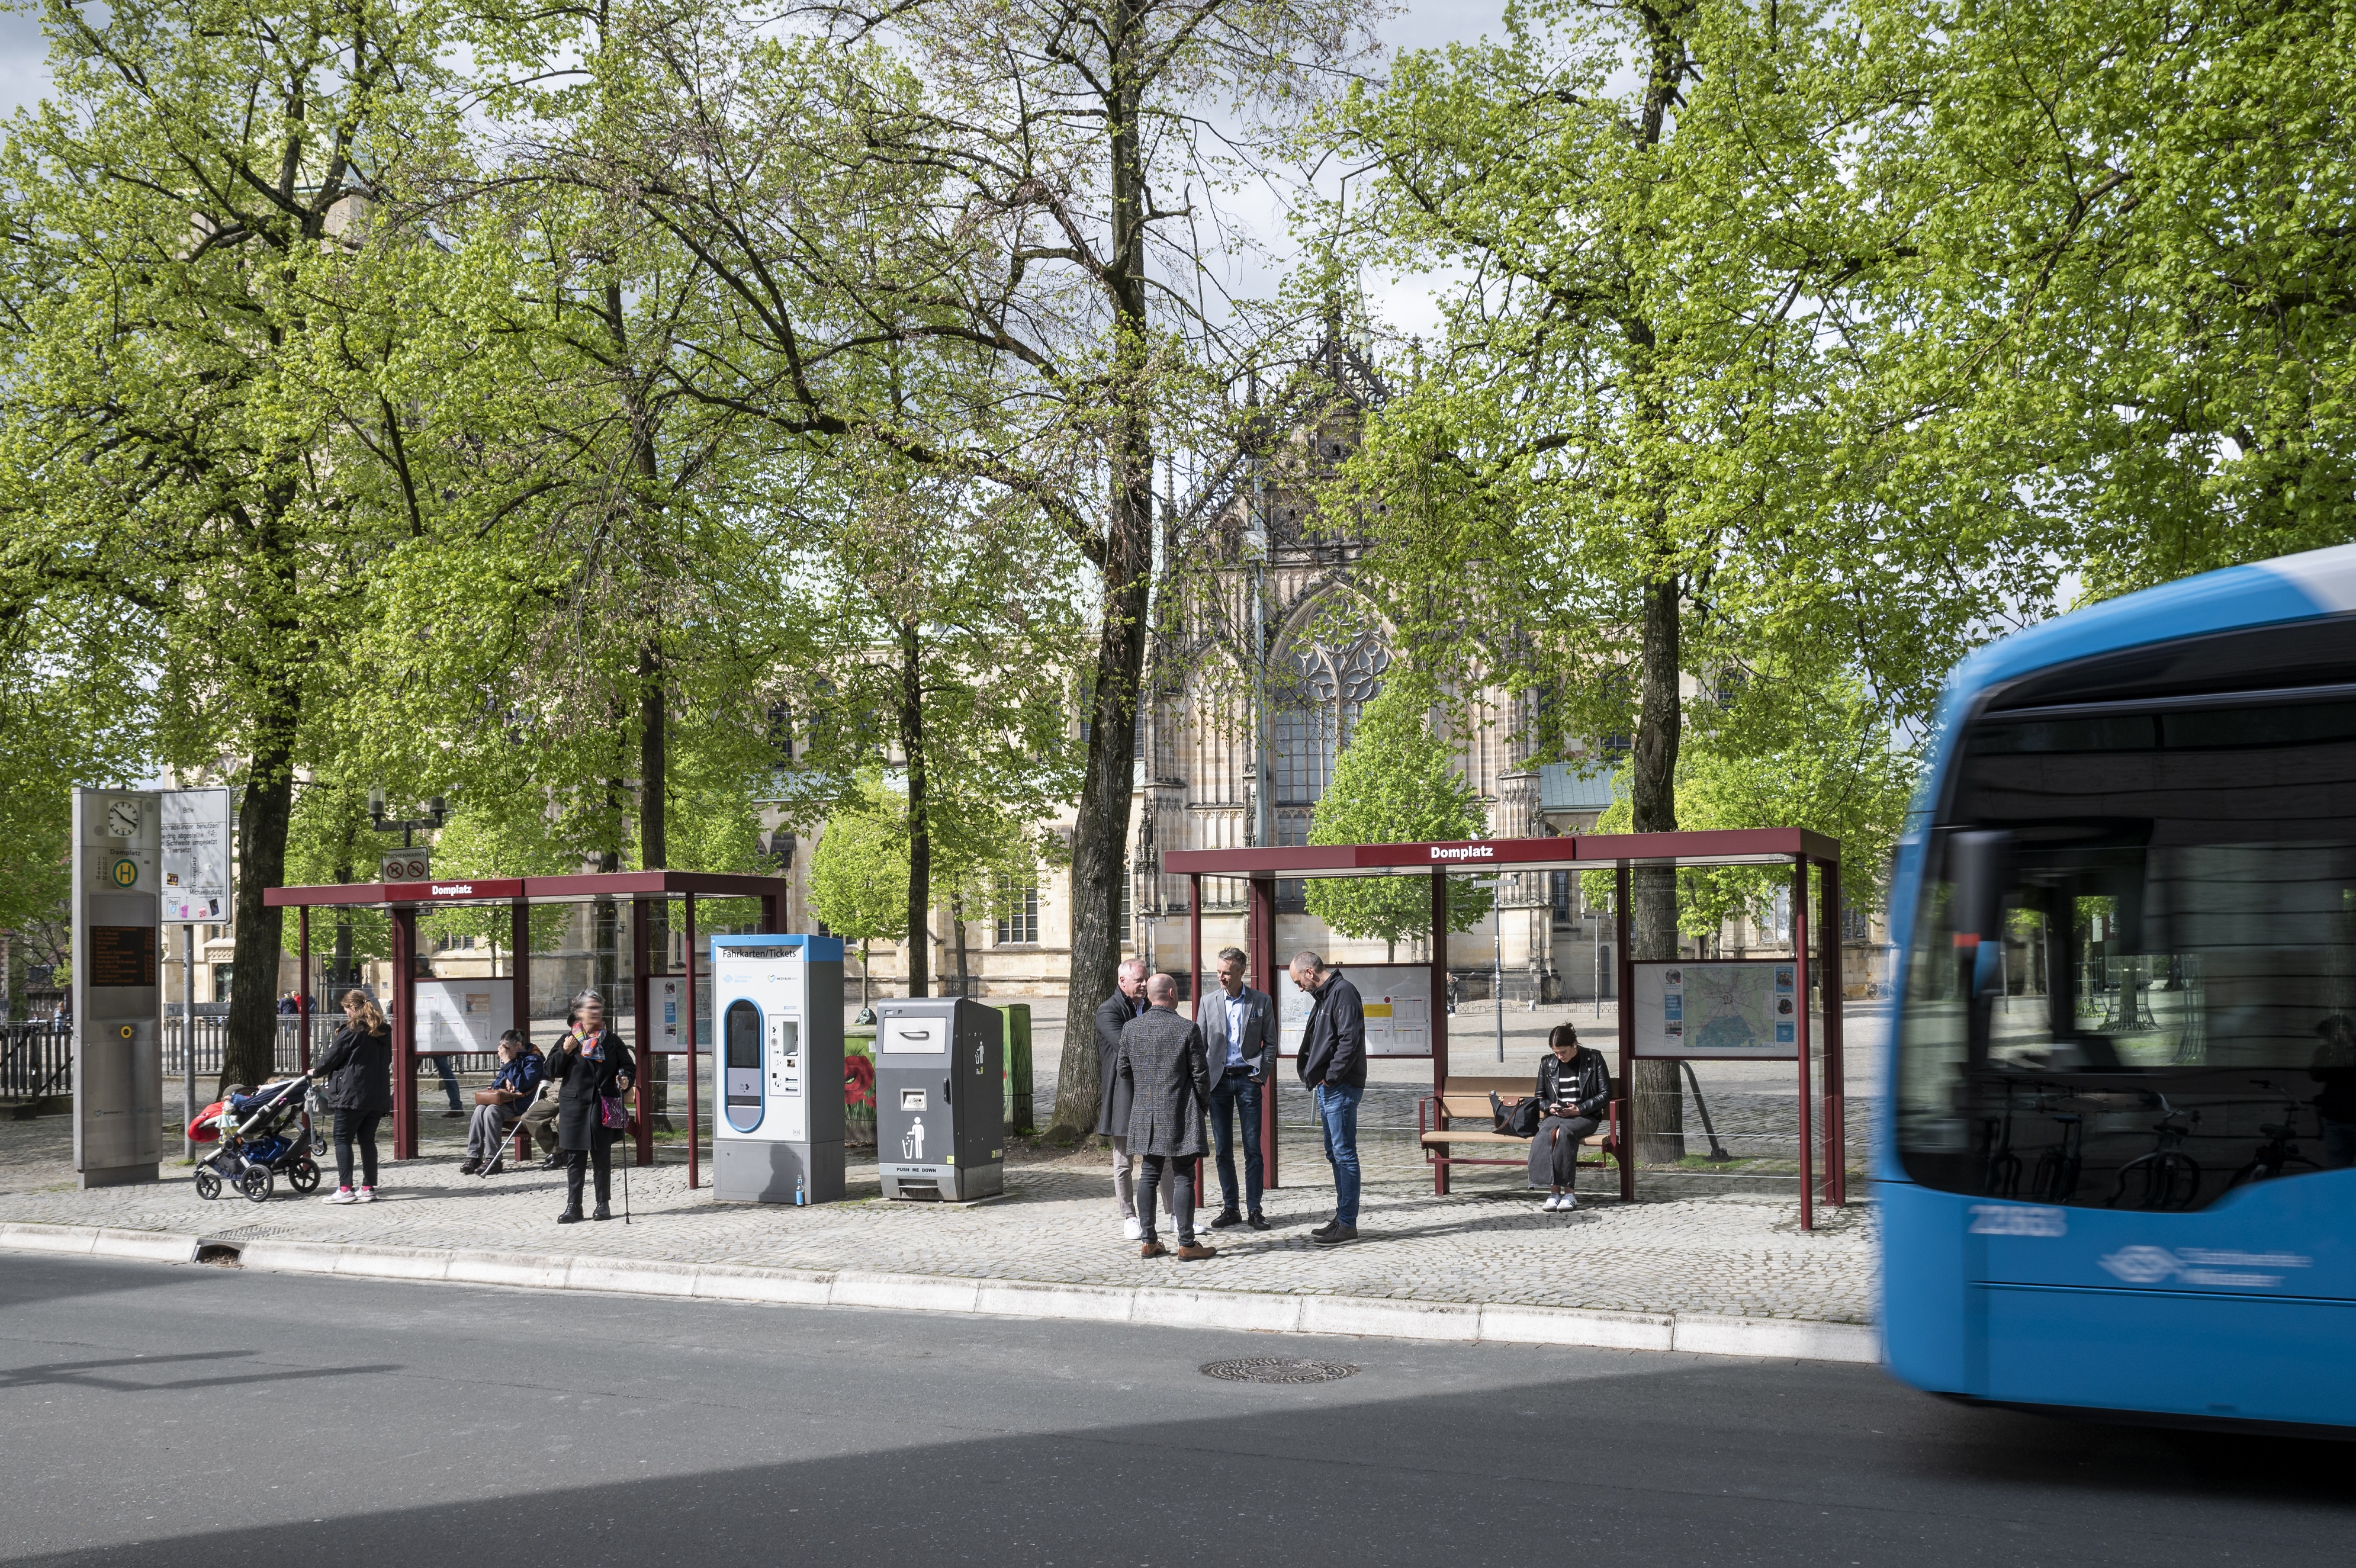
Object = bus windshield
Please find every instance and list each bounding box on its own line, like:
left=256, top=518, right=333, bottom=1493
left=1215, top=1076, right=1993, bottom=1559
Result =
left=1897, top=695, right=2356, bottom=1209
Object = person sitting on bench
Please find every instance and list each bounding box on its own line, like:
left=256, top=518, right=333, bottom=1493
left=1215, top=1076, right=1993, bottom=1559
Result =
left=461, top=1030, right=542, bottom=1177
left=1530, top=1024, right=1611, bottom=1212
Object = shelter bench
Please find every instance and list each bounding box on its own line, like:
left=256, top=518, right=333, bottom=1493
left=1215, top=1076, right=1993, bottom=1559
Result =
left=1418, top=1076, right=1623, bottom=1197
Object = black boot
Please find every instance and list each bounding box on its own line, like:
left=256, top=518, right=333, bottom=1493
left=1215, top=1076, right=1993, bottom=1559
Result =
left=592, top=1203, right=612, bottom=1221
left=556, top=1204, right=584, bottom=1224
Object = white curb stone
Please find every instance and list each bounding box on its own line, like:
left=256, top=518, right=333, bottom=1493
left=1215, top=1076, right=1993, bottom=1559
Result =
left=690, top=1264, right=834, bottom=1305
left=1480, top=1303, right=1676, bottom=1352
left=1300, top=1294, right=1482, bottom=1342
left=0, top=1223, right=1883, bottom=1365
left=830, top=1270, right=982, bottom=1315
left=1133, top=1287, right=1304, bottom=1335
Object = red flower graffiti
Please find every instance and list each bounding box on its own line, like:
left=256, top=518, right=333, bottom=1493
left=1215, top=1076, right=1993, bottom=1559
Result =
left=844, top=1052, right=875, bottom=1108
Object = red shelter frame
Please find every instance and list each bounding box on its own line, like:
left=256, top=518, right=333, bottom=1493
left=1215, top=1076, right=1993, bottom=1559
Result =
left=263, top=870, right=789, bottom=1191
left=1165, top=828, right=1847, bottom=1228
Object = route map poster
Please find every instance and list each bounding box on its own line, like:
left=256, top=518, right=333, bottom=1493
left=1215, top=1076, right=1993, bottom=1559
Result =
left=1631, top=959, right=1809, bottom=1059
left=1275, top=962, right=1433, bottom=1058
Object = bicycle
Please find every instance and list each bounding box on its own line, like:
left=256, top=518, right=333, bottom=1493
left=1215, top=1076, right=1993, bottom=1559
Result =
left=2229, top=1079, right=2322, bottom=1188
left=2106, top=1096, right=2201, bottom=1210
left=2032, top=1108, right=2085, bottom=1204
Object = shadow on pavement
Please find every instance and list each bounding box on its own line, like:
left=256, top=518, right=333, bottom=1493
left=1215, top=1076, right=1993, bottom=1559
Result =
left=10, top=1351, right=2350, bottom=1567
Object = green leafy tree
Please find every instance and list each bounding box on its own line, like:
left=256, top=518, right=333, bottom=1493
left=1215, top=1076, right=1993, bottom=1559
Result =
left=529, top=0, right=1383, bottom=1135
left=1305, top=683, right=1493, bottom=959
left=0, top=0, right=456, bottom=1090
left=773, top=451, right=1084, bottom=1000
left=1584, top=679, right=1917, bottom=938
left=807, top=779, right=911, bottom=1011
left=1303, top=0, right=1990, bottom=1157
left=1855, top=0, right=2356, bottom=602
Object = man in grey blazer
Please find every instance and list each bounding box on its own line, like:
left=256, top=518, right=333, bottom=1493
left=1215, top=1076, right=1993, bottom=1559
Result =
left=1195, top=946, right=1274, bottom=1230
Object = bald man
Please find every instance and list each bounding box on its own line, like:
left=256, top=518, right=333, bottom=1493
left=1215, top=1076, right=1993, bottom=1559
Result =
left=1116, top=973, right=1215, bottom=1259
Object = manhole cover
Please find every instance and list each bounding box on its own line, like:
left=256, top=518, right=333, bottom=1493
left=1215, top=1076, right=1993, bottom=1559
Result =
left=1200, top=1357, right=1359, bottom=1384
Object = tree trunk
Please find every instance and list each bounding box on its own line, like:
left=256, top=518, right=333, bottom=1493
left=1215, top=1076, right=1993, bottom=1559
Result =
left=1050, top=7, right=1155, bottom=1135
left=952, top=891, right=971, bottom=998
left=898, top=619, right=930, bottom=999
left=1630, top=568, right=1686, bottom=1164
left=220, top=715, right=298, bottom=1095
left=639, top=638, right=670, bottom=1126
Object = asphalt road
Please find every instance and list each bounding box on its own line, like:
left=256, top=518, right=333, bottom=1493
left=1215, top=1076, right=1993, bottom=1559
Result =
left=1, top=1255, right=2347, bottom=1567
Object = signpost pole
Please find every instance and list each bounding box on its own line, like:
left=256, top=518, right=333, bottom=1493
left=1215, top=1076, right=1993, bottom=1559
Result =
left=297, top=907, right=311, bottom=1075
left=1820, top=856, right=1846, bottom=1207
left=632, top=897, right=653, bottom=1168
left=182, top=924, right=195, bottom=1162
left=1431, top=869, right=1449, bottom=1197
left=391, top=906, right=417, bottom=1161
left=1615, top=864, right=1635, bottom=1205
left=684, top=894, right=699, bottom=1192
left=1251, top=873, right=1278, bottom=1192
left=1792, top=857, right=1814, bottom=1232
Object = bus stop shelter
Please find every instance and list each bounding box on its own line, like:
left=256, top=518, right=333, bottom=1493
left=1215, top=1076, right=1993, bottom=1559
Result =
left=1165, top=829, right=1849, bottom=1228
left=263, top=870, right=790, bottom=1190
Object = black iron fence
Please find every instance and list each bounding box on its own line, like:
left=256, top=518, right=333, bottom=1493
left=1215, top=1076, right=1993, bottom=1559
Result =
left=0, top=1020, right=70, bottom=1103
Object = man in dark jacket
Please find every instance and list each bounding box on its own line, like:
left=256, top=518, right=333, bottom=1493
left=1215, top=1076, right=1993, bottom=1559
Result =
left=1291, top=950, right=1367, bottom=1244
left=1094, top=958, right=1168, bottom=1239
left=1117, top=973, right=1215, bottom=1259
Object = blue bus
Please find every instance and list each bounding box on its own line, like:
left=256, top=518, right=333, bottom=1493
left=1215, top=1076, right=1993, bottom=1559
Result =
left=1882, top=544, right=2356, bottom=1432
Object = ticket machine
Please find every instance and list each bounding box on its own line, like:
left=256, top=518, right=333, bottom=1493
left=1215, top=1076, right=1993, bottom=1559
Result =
left=874, top=997, right=1004, bottom=1201
left=710, top=934, right=844, bottom=1204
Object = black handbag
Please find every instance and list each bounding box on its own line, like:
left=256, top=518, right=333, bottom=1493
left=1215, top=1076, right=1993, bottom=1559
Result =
left=1490, top=1092, right=1541, bottom=1138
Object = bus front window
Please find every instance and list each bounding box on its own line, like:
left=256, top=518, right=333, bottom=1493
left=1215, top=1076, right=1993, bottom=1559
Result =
left=1897, top=699, right=2356, bottom=1208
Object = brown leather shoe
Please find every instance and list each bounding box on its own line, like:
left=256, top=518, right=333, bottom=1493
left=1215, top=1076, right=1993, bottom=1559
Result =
left=1174, top=1242, right=1218, bottom=1261
left=1139, top=1241, right=1169, bottom=1258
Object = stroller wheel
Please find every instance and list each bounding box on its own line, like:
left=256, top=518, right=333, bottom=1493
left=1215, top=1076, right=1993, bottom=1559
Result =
left=194, top=1168, right=223, bottom=1201
left=287, top=1156, right=321, bottom=1194
left=237, top=1167, right=274, bottom=1204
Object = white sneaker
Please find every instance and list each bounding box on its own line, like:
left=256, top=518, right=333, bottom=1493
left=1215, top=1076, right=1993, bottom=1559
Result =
left=323, top=1188, right=357, bottom=1205
left=355, top=1186, right=376, bottom=1203
left=1539, top=1194, right=1560, bottom=1212
left=1121, top=1215, right=1142, bottom=1241
left=1557, top=1192, right=1579, bottom=1212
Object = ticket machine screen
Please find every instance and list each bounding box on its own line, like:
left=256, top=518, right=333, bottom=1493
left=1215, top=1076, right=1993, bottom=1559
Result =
left=724, top=999, right=763, bottom=1132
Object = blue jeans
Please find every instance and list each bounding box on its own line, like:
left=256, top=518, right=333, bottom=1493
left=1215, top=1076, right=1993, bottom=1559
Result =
left=428, top=1053, right=463, bottom=1110
left=1314, top=1082, right=1364, bottom=1226
left=1208, top=1070, right=1264, bottom=1214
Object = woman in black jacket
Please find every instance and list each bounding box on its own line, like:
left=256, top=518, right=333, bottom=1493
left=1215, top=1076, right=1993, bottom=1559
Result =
left=1530, top=1023, right=1612, bottom=1212
left=546, top=989, right=634, bottom=1223
left=312, top=989, right=394, bottom=1204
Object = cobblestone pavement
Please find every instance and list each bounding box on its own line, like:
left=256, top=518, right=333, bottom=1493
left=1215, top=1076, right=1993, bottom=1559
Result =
left=0, top=1110, right=1873, bottom=1324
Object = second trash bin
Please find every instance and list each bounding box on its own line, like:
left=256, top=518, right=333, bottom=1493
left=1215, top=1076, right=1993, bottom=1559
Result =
left=874, top=997, right=1005, bottom=1201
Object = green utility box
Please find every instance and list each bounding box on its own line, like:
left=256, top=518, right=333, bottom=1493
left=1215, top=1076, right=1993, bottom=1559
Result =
left=1001, top=1003, right=1033, bottom=1136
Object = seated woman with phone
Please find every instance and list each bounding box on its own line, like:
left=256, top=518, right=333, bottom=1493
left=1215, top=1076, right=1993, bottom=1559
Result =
left=1515, top=1024, right=1612, bottom=1213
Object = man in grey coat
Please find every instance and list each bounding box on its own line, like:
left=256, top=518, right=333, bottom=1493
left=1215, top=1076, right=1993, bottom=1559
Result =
left=1117, top=973, right=1216, bottom=1259
left=1195, top=945, right=1274, bottom=1230
left=1095, top=957, right=1170, bottom=1238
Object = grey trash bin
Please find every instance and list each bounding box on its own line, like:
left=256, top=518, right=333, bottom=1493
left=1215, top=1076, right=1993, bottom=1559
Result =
left=875, top=997, right=1004, bottom=1201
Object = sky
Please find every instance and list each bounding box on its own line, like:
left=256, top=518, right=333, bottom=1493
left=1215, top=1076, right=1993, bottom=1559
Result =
left=0, top=2, right=1511, bottom=342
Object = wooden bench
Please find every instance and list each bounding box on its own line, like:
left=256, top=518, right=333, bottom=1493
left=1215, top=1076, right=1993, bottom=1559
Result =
left=1418, top=1076, right=1623, bottom=1197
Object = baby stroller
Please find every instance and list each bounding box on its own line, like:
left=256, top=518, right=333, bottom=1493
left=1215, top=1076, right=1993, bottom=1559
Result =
left=188, top=1074, right=323, bottom=1203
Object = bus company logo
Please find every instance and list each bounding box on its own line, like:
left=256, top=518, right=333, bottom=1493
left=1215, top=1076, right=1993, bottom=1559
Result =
left=1429, top=844, right=1495, bottom=863
left=2098, top=1245, right=2312, bottom=1289
left=2097, top=1245, right=2180, bottom=1284
left=429, top=883, right=474, bottom=897
left=1968, top=1204, right=2066, bottom=1237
